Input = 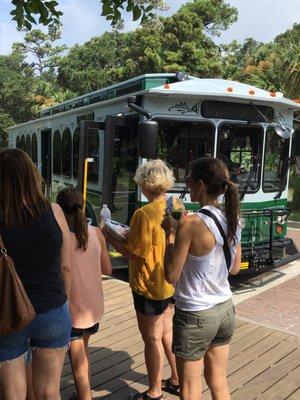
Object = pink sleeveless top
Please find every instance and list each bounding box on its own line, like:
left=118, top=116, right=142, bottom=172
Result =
left=69, top=226, right=104, bottom=329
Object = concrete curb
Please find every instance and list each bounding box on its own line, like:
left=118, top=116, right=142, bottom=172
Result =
left=288, top=220, right=300, bottom=229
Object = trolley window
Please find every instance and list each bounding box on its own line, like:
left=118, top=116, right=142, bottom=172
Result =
left=73, top=128, right=79, bottom=179
left=263, top=127, right=290, bottom=193
left=202, top=101, right=274, bottom=122
left=25, top=135, right=31, bottom=156
left=32, top=133, right=38, bottom=165
left=20, top=135, right=25, bottom=151
left=217, top=124, right=263, bottom=192
left=157, top=120, right=215, bottom=189
left=62, top=128, right=72, bottom=178
left=53, top=130, right=62, bottom=176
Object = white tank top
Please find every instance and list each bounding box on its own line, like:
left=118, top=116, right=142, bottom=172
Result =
left=174, top=206, right=241, bottom=311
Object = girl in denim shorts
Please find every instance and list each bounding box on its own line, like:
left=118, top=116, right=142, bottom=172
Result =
left=163, top=157, right=241, bottom=400
left=57, top=188, right=112, bottom=400
left=0, top=149, right=72, bottom=400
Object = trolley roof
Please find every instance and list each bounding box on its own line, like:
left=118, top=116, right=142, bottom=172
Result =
left=148, top=78, right=300, bottom=110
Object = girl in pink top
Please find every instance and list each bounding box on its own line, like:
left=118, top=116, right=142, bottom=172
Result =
left=57, top=188, right=112, bottom=400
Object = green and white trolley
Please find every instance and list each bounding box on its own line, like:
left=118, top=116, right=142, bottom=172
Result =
left=8, top=72, right=300, bottom=272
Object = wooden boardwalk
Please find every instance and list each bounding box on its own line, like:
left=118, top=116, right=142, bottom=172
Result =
left=61, top=277, right=300, bottom=400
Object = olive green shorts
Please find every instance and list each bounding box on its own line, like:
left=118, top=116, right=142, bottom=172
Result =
left=172, top=299, right=235, bottom=361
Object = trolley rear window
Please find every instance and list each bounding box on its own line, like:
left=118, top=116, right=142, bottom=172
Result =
left=201, top=101, right=274, bottom=122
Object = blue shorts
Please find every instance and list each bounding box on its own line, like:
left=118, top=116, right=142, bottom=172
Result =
left=0, top=302, right=72, bottom=363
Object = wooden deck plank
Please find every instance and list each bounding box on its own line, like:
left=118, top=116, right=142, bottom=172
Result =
left=226, top=336, right=298, bottom=392
left=287, top=387, right=300, bottom=399
left=230, top=349, right=300, bottom=399
left=247, top=365, right=300, bottom=400
left=61, top=332, right=143, bottom=383
left=60, top=278, right=300, bottom=400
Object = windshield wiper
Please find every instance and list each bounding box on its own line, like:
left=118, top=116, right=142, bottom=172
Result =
left=239, top=154, right=261, bottom=201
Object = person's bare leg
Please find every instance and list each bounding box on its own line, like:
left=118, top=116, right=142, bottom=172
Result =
left=204, top=344, right=231, bottom=400
left=83, top=334, right=92, bottom=386
left=32, top=347, right=66, bottom=400
left=0, top=354, right=27, bottom=400
left=176, top=356, right=203, bottom=400
left=136, top=311, right=164, bottom=398
left=162, top=304, right=178, bottom=385
left=69, top=338, right=92, bottom=400
left=26, top=364, right=36, bottom=400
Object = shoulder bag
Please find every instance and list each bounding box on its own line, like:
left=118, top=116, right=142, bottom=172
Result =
left=0, top=234, right=36, bottom=335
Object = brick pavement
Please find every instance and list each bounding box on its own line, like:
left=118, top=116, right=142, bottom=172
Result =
left=236, top=274, right=300, bottom=336
left=287, top=227, right=300, bottom=250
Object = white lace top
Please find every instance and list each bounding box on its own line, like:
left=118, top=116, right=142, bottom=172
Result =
left=174, top=206, right=241, bottom=311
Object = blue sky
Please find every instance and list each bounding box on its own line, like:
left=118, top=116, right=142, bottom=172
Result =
left=0, top=0, right=299, bottom=55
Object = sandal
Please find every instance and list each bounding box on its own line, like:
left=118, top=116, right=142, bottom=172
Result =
left=161, top=378, right=180, bottom=396
left=129, top=390, right=163, bottom=400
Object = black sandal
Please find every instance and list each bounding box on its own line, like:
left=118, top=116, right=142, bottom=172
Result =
left=129, top=390, right=163, bottom=400
left=161, top=378, right=180, bottom=396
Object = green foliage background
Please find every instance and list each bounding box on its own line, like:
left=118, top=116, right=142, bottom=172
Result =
left=1, top=0, right=299, bottom=159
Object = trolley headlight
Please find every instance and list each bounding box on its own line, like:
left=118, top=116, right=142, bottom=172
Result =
left=277, top=214, right=287, bottom=225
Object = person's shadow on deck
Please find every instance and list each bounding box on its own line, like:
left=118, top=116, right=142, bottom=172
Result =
left=60, top=346, right=147, bottom=400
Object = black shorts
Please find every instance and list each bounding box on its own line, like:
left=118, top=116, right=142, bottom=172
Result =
left=70, top=323, right=99, bottom=340
left=132, top=291, right=174, bottom=316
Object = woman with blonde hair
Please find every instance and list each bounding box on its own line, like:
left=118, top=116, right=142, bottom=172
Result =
left=104, top=159, right=179, bottom=400
left=0, top=149, right=71, bottom=400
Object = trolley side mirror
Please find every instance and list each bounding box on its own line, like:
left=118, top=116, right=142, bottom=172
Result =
left=138, top=120, right=159, bottom=159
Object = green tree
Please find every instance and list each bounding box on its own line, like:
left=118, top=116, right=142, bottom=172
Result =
left=0, top=50, right=38, bottom=146
left=58, top=0, right=238, bottom=94
left=10, top=0, right=167, bottom=30
left=230, top=24, right=300, bottom=99
left=15, top=22, right=67, bottom=76
left=58, top=31, right=128, bottom=94
left=159, top=0, right=237, bottom=77
left=0, top=113, right=14, bottom=148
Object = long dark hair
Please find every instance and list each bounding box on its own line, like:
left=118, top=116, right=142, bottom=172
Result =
left=0, top=149, right=49, bottom=228
left=191, top=157, right=240, bottom=244
left=56, top=188, right=88, bottom=251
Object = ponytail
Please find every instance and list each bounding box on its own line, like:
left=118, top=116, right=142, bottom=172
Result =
left=191, top=157, right=240, bottom=244
left=72, top=208, right=89, bottom=251
left=224, top=180, right=240, bottom=244
left=56, top=188, right=89, bottom=251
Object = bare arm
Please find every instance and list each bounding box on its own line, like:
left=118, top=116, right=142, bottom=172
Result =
left=51, top=203, right=72, bottom=298
left=103, top=228, right=139, bottom=261
left=95, top=228, right=112, bottom=276
left=163, top=217, right=193, bottom=284
left=229, top=243, right=241, bottom=275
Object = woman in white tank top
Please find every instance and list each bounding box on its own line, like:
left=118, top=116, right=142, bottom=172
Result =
left=163, top=157, right=241, bottom=400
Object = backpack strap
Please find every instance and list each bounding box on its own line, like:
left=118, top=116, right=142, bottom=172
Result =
left=198, top=209, right=231, bottom=272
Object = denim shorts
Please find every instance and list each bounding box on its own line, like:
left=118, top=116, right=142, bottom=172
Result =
left=172, top=299, right=235, bottom=361
left=0, top=302, right=72, bottom=363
